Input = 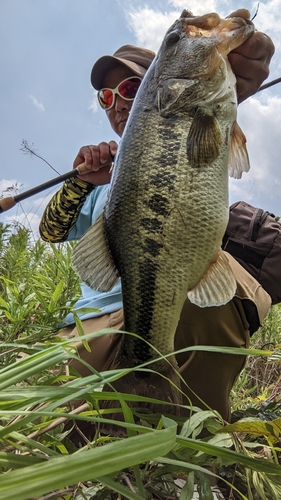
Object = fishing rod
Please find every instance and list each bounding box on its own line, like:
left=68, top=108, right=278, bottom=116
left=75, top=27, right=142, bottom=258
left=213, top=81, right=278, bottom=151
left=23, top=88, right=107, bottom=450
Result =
left=1, top=77, right=280, bottom=214
left=258, top=76, right=281, bottom=92
left=0, top=163, right=87, bottom=213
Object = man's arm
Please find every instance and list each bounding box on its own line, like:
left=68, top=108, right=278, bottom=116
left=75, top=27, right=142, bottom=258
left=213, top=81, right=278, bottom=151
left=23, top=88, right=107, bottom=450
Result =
left=39, top=141, right=117, bottom=242
left=39, top=177, right=96, bottom=242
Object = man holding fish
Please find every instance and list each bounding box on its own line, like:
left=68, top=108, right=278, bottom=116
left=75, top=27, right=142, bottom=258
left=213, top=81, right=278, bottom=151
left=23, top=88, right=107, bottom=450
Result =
left=40, top=9, right=274, bottom=424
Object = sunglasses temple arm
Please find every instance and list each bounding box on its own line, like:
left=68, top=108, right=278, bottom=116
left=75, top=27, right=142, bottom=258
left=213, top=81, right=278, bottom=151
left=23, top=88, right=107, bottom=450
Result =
left=0, top=163, right=89, bottom=213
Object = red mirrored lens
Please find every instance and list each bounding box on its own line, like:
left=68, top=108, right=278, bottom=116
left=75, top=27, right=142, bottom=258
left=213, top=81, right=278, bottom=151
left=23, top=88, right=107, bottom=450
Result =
left=98, top=77, right=141, bottom=109
left=118, top=78, right=141, bottom=99
left=99, top=89, right=114, bottom=108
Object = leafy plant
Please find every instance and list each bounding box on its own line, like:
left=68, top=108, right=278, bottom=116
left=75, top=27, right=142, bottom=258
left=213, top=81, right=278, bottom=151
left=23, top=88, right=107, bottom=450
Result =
left=0, top=222, right=80, bottom=367
left=0, top=223, right=280, bottom=500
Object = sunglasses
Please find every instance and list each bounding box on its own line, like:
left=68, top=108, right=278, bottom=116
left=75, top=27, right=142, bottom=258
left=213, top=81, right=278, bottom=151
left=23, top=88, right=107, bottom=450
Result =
left=97, top=76, right=142, bottom=110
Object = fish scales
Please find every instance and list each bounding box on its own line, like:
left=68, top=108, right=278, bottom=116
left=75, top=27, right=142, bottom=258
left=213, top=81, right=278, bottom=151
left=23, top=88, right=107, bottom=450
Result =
left=105, top=111, right=226, bottom=360
left=72, top=10, right=254, bottom=417
left=109, top=126, right=225, bottom=355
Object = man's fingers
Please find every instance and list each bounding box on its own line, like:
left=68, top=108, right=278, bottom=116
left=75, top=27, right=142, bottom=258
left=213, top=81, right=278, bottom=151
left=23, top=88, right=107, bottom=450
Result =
left=109, top=140, right=118, bottom=157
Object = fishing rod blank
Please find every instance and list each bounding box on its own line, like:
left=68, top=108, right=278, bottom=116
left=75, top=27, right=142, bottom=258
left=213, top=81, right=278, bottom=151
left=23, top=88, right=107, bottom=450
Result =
left=258, top=77, right=281, bottom=92
left=0, top=164, right=87, bottom=213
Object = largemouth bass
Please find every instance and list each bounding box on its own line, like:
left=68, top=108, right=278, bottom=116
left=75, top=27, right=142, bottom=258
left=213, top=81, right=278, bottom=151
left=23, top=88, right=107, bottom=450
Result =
left=72, top=10, right=254, bottom=415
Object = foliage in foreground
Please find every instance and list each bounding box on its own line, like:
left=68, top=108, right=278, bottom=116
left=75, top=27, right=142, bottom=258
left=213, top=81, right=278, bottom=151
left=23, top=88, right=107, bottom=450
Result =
left=0, top=223, right=280, bottom=500
left=0, top=340, right=280, bottom=500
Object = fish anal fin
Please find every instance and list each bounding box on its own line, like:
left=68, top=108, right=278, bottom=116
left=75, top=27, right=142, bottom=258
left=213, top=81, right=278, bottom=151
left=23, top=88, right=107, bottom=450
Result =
left=187, top=108, right=222, bottom=168
left=228, top=121, right=250, bottom=179
left=71, top=213, right=119, bottom=292
left=188, top=250, right=236, bottom=307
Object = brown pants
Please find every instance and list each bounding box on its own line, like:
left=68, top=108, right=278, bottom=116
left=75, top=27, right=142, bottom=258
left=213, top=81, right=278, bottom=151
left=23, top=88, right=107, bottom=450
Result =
left=59, top=253, right=271, bottom=421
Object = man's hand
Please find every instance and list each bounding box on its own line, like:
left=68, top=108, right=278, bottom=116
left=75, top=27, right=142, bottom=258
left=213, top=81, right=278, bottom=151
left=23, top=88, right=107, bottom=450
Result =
left=73, top=141, right=118, bottom=185
left=228, top=9, right=275, bottom=103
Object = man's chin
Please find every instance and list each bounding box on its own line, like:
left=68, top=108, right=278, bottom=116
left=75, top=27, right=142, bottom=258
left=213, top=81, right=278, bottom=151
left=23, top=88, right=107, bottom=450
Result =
left=118, top=120, right=127, bottom=135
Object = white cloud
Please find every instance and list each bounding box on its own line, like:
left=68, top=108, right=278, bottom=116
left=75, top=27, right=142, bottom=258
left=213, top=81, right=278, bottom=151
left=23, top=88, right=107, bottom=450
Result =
left=229, top=93, right=281, bottom=214
left=89, top=93, right=99, bottom=114
left=29, top=95, right=45, bottom=112
left=5, top=212, right=42, bottom=240
left=1, top=193, right=52, bottom=239
left=168, top=0, right=221, bottom=16
left=0, top=179, right=21, bottom=194
left=252, top=0, right=281, bottom=32
left=125, top=8, right=180, bottom=52
left=1, top=189, right=53, bottom=238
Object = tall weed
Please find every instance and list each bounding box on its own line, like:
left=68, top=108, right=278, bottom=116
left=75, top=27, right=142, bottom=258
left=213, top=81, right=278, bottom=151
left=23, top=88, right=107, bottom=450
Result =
left=0, top=223, right=280, bottom=499
left=0, top=222, right=80, bottom=366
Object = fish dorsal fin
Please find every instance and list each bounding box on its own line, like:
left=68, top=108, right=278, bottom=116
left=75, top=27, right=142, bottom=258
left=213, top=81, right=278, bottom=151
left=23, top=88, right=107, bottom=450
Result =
left=187, top=249, right=236, bottom=307
left=71, top=213, right=119, bottom=292
left=228, top=121, right=250, bottom=179
left=186, top=107, right=222, bottom=168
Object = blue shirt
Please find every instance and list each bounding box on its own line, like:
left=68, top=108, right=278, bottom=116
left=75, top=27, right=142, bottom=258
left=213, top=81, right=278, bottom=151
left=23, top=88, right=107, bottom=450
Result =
left=63, top=185, right=122, bottom=325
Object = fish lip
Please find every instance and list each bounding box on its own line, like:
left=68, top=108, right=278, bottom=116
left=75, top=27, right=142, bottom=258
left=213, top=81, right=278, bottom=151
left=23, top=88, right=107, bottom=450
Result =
left=244, top=18, right=254, bottom=27
left=227, top=16, right=254, bottom=30
left=181, top=13, right=254, bottom=34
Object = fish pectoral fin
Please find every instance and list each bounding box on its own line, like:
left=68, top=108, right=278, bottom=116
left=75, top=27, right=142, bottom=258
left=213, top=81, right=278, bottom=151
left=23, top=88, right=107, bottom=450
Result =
left=187, top=250, right=237, bottom=307
left=228, top=121, right=250, bottom=179
left=186, top=108, right=222, bottom=168
left=71, top=213, right=119, bottom=292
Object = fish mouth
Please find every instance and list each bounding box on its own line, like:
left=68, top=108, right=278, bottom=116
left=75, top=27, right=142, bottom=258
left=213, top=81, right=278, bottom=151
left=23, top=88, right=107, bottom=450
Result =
left=182, top=14, right=253, bottom=35
left=223, top=16, right=254, bottom=31
left=180, top=11, right=253, bottom=30
left=180, top=12, right=255, bottom=55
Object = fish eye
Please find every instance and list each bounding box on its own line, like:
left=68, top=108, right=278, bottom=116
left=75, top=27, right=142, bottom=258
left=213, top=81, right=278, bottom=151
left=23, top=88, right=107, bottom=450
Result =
left=166, top=30, right=181, bottom=46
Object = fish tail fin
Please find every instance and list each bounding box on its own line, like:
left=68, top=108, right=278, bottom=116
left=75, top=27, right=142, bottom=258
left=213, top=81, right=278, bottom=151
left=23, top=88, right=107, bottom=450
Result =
left=188, top=249, right=236, bottom=307
left=228, top=121, right=250, bottom=179
left=71, top=213, right=119, bottom=292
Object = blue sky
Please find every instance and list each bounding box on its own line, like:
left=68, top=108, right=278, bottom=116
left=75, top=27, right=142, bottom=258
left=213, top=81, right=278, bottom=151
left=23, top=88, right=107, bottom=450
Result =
left=1, top=0, right=281, bottom=237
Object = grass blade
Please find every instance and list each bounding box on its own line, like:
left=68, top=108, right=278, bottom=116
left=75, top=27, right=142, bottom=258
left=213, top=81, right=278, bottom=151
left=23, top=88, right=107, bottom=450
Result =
left=0, top=419, right=177, bottom=500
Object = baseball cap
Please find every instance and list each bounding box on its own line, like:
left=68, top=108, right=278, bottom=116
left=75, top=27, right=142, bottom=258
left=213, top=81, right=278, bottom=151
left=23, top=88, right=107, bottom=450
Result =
left=91, top=45, right=155, bottom=90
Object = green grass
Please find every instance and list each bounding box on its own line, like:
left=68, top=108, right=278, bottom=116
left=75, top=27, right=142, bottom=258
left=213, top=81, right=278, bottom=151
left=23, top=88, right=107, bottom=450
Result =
left=0, top=222, right=280, bottom=500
